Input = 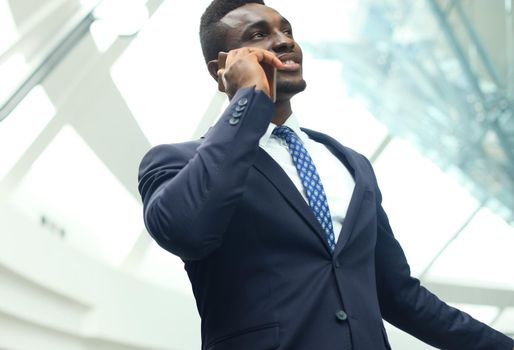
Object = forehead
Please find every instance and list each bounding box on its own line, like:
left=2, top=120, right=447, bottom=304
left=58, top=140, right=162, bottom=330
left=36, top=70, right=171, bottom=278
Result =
left=220, top=3, right=287, bottom=29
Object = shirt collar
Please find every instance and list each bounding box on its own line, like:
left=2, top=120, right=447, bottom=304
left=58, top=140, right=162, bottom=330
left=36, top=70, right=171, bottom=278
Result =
left=259, top=113, right=310, bottom=147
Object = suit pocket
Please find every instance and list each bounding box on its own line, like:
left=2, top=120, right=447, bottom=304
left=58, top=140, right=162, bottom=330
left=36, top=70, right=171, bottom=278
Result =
left=207, top=323, right=280, bottom=350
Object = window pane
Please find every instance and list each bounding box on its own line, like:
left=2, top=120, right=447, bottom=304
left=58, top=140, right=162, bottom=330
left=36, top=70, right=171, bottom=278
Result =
left=8, top=125, right=144, bottom=266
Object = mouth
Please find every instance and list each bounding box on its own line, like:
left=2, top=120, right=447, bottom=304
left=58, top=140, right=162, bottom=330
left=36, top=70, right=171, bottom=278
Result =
left=277, top=54, right=301, bottom=71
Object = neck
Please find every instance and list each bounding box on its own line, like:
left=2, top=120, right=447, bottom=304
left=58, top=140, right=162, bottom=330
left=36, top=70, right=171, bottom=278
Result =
left=271, top=99, right=292, bottom=125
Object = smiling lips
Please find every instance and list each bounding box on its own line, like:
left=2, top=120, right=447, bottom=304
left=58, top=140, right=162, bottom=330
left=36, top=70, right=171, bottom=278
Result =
left=279, top=59, right=301, bottom=71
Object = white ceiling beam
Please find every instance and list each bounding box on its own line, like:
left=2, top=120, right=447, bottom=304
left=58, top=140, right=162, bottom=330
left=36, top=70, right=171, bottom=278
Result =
left=423, top=281, right=514, bottom=308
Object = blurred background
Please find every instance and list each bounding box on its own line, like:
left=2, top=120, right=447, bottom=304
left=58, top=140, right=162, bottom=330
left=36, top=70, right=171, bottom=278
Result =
left=0, top=0, right=513, bottom=349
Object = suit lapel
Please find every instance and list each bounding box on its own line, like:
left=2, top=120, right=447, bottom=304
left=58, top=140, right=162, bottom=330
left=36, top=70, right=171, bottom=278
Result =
left=253, top=149, right=332, bottom=253
left=302, top=129, right=367, bottom=256
left=253, top=128, right=371, bottom=256
left=334, top=175, right=365, bottom=255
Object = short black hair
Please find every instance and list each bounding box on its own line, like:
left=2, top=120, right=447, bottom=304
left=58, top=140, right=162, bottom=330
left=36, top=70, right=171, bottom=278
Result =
left=200, top=0, right=265, bottom=63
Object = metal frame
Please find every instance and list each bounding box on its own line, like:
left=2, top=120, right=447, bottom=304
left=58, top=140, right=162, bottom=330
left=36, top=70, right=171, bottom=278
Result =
left=428, top=0, right=514, bottom=179
left=0, top=6, right=100, bottom=122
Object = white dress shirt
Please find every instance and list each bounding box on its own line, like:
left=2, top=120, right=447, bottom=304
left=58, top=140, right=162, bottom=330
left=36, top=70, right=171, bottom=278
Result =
left=259, top=114, right=355, bottom=242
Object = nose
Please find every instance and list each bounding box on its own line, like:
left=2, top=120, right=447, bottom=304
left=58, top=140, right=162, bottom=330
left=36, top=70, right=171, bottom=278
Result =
left=271, top=30, right=294, bottom=53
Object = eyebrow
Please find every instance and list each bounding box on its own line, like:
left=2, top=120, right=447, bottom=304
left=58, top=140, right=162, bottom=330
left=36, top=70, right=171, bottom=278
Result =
left=281, top=17, right=292, bottom=28
left=242, top=17, right=292, bottom=35
left=242, top=20, right=270, bottom=35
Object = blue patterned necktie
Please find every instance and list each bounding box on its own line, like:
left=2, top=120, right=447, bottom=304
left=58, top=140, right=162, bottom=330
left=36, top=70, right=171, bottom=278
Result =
left=273, top=125, right=337, bottom=252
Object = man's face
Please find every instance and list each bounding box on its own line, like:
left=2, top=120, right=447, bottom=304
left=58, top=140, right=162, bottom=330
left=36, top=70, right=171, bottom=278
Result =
left=220, top=3, right=306, bottom=98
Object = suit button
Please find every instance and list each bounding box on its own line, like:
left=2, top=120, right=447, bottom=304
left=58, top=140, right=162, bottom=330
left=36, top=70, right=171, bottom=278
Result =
left=238, top=97, right=248, bottom=106
left=229, top=117, right=240, bottom=125
left=235, top=105, right=245, bottom=112
left=335, top=310, right=348, bottom=322
left=334, top=260, right=340, bottom=268
left=232, top=111, right=243, bottom=118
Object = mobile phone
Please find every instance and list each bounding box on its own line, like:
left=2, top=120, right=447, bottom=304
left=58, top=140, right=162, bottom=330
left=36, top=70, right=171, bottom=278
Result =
left=217, top=51, right=276, bottom=102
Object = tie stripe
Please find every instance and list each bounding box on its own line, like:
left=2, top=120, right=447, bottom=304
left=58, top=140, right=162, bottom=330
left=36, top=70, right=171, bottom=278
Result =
left=273, top=126, right=336, bottom=252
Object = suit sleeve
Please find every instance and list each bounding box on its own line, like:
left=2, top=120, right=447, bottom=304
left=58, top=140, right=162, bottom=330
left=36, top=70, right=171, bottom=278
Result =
left=138, top=87, right=274, bottom=260
left=366, top=158, right=514, bottom=349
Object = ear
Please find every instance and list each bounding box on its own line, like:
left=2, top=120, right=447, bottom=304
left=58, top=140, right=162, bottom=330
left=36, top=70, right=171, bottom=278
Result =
left=207, top=59, right=220, bottom=82
left=208, top=59, right=227, bottom=93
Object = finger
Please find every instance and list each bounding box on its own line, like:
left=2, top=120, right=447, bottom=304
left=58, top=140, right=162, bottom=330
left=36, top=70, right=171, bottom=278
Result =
left=230, top=47, right=278, bottom=63
left=225, top=48, right=244, bottom=66
left=216, top=68, right=227, bottom=92
left=261, top=52, right=284, bottom=68
left=248, top=48, right=284, bottom=68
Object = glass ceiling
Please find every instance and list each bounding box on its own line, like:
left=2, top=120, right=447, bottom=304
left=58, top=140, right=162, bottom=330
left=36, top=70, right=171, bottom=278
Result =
left=373, top=137, right=481, bottom=276
left=110, top=0, right=215, bottom=146
left=0, top=0, right=513, bottom=347
left=8, top=125, right=144, bottom=266
left=299, top=0, right=514, bottom=224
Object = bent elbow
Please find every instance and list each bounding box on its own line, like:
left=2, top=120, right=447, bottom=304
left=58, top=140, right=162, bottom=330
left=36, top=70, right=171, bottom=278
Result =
left=144, top=198, right=222, bottom=261
left=154, top=234, right=221, bottom=261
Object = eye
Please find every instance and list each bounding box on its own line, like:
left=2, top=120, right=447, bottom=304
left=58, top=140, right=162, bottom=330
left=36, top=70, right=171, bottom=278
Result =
left=283, top=28, right=293, bottom=37
left=251, top=31, right=266, bottom=39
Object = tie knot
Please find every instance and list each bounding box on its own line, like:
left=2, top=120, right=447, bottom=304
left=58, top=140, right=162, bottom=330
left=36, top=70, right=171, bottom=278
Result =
left=272, top=125, right=296, bottom=142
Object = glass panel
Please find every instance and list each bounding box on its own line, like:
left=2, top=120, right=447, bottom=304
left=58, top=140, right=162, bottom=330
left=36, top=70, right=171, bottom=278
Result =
left=0, top=85, right=55, bottom=180
left=8, top=125, right=144, bottom=266
left=134, top=240, right=194, bottom=295
left=266, top=0, right=514, bottom=222
left=385, top=321, right=438, bottom=349
left=0, top=54, right=27, bottom=106
left=493, top=307, right=514, bottom=334
left=0, top=0, right=19, bottom=54
left=92, top=0, right=149, bottom=36
left=267, top=0, right=361, bottom=42
left=0, top=0, right=95, bottom=105
left=448, top=303, right=500, bottom=325
left=110, top=0, right=216, bottom=146
left=373, top=138, right=480, bottom=276
left=426, top=207, right=514, bottom=289
left=295, top=54, right=389, bottom=158
left=89, top=19, right=118, bottom=53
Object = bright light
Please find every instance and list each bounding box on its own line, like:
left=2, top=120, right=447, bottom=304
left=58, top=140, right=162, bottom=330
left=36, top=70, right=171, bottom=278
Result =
left=93, top=0, right=149, bottom=36
left=494, top=307, right=514, bottom=333
left=89, top=19, right=118, bottom=52
left=0, top=0, right=19, bottom=55
left=266, top=0, right=362, bottom=42
left=9, top=125, right=144, bottom=266
left=133, top=240, right=195, bottom=295
left=448, top=303, right=500, bottom=325
left=110, top=0, right=215, bottom=146
left=373, top=138, right=480, bottom=276
left=80, top=0, right=102, bottom=8
left=0, top=54, right=28, bottom=105
left=0, top=85, right=55, bottom=180
left=426, top=207, right=514, bottom=289
left=294, top=53, right=389, bottom=158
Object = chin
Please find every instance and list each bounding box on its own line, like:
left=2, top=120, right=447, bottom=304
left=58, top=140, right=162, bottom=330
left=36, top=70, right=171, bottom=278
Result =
left=276, top=79, right=307, bottom=95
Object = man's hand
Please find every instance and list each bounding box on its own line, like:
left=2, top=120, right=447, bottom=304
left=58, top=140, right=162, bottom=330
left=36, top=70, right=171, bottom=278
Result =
left=217, top=47, right=284, bottom=99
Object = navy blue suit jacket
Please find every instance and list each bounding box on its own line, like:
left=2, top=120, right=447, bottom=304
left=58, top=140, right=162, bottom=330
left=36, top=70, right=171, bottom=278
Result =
left=138, top=87, right=514, bottom=350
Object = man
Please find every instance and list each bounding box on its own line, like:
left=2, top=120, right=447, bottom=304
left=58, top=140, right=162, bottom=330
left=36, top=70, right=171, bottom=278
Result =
left=138, top=1, right=514, bottom=349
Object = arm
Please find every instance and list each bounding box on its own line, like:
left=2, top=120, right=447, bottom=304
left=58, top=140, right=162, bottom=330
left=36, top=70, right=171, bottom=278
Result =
left=138, top=48, right=283, bottom=261
left=367, top=160, right=514, bottom=349
left=375, top=200, right=513, bottom=349
left=138, top=87, right=272, bottom=261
